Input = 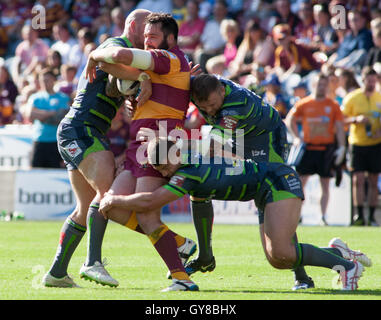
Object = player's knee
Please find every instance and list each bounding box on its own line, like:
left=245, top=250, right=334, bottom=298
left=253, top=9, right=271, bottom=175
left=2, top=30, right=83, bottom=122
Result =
left=266, top=246, right=294, bottom=269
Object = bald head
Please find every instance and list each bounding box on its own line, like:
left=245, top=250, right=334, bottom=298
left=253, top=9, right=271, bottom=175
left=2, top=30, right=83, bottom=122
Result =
left=123, top=9, right=151, bottom=48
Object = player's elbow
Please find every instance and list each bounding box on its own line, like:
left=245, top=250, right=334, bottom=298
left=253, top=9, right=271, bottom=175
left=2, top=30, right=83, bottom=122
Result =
left=113, top=48, right=132, bottom=65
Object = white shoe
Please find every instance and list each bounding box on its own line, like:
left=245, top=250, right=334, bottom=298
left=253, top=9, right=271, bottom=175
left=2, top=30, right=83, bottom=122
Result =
left=42, top=273, right=80, bottom=288
left=161, top=279, right=199, bottom=292
left=167, top=238, right=197, bottom=279
left=79, top=259, right=119, bottom=287
left=328, top=237, right=372, bottom=267
left=319, top=217, right=328, bottom=226
left=178, top=238, right=197, bottom=265
left=340, top=261, right=364, bottom=290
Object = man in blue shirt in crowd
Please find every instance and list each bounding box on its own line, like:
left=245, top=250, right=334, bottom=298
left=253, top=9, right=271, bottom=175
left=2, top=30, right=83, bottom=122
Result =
left=26, top=68, right=70, bottom=168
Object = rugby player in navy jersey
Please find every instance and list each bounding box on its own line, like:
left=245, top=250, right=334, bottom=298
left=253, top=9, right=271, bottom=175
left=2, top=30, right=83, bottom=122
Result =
left=99, top=138, right=371, bottom=291
left=42, top=9, right=153, bottom=288
left=188, top=74, right=313, bottom=290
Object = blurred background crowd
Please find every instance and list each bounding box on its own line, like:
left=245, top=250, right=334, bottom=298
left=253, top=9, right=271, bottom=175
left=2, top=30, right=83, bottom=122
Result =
left=0, top=0, right=380, bottom=126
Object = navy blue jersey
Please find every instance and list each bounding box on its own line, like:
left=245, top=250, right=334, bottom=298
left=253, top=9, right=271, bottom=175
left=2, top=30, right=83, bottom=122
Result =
left=62, top=36, right=133, bottom=135
left=163, top=156, right=304, bottom=211
left=193, top=77, right=287, bottom=162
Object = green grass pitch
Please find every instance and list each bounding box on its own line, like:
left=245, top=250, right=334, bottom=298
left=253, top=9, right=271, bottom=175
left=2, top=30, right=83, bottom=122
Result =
left=0, top=221, right=380, bottom=300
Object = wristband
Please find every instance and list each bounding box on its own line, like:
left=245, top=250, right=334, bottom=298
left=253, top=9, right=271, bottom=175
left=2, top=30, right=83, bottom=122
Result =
left=137, top=72, right=150, bottom=82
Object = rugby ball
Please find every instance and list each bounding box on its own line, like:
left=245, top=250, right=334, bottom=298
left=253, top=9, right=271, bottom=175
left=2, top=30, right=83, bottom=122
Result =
left=116, top=78, right=140, bottom=96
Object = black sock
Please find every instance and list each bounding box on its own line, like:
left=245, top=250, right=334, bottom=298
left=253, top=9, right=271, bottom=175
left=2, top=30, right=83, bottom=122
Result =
left=49, top=218, right=86, bottom=278
left=191, top=200, right=214, bottom=262
left=356, top=206, right=364, bottom=219
left=369, top=206, right=376, bottom=221
left=296, top=243, right=354, bottom=271
left=86, top=202, right=108, bottom=266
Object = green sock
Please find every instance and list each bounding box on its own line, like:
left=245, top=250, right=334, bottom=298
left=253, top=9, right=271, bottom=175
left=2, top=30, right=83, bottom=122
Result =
left=49, top=218, right=86, bottom=278
left=292, top=233, right=309, bottom=281
left=296, top=243, right=354, bottom=271
left=191, top=200, right=214, bottom=262
left=85, top=202, right=108, bottom=266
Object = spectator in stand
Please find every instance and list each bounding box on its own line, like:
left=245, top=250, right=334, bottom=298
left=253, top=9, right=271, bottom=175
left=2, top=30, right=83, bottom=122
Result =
left=194, top=0, right=229, bottom=73
left=243, top=62, right=267, bottom=98
left=110, top=7, right=127, bottom=37
left=136, top=0, right=172, bottom=13
left=172, top=0, right=188, bottom=27
left=31, top=0, right=67, bottom=42
left=14, top=25, right=50, bottom=88
left=46, top=49, right=63, bottom=79
left=294, top=1, right=316, bottom=49
left=271, top=24, right=321, bottom=80
left=364, top=28, right=381, bottom=67
left=0, top=62, right=19, bottom=126
left=75, top=42, right=97, bottom=81
left=54, top=64, right=77, bottom=100
left=92, top=8, right=113, bottom=45
left=327, top=10, right=374, bottom=70
left=226, top=0, right=244, bottom=19
left=345, top=0, right=371, bottom=23
left=14, top=71, right=41, bottom=124
left=229, top=19, right=273, bottom=82
left=342, top=67, right=381, bottom=226
left=260, top=73, right=290, bottom=119
left=205, top=54, right=228, bottom=76
left=286, top=73, right=346, bottom=226
left=68, top=27, right=94, bottom=69
left=0, top=24, right=8, bottom=58
left=220, top=19, right=240, bottom=70
left=70, top=0, right=100, bottom=31
left=335, top=68, right=360, bottom=106
left=269, top=0, right=301, bottom=34
left=51, top=22, right=78, bottom=65
left=0, top=0, right=32, bottom=52
left=312, top=3, right=339, bottom=56
left=24, top=68, right=70, bottom=168
left=370, top=17, right=381, bottom=32
left=178, top=0, right=206, bottom=62
left=119, top=0, right=138, bottom=16
left=196, top=0, right=213, bottom=20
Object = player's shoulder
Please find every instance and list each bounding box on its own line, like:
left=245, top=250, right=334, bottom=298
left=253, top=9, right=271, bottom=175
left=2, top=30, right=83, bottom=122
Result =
left=99, top=36, right=131, bottom=49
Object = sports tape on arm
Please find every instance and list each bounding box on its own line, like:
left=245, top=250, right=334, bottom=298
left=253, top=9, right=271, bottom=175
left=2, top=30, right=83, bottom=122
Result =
left=129, top=49, right=152, bottom=70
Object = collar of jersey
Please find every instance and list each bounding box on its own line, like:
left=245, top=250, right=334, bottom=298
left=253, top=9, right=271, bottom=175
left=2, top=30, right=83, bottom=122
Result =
left=121, top=36, right=133, bottom=48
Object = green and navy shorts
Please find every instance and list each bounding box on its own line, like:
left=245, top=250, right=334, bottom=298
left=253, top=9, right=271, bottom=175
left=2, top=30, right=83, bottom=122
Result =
left=57, top=121, right=110, bottom=171
left=255, top=163, right=305, bottom=224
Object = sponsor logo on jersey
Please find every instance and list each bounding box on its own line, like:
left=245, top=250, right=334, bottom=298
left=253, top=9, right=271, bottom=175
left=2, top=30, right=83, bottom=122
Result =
left=169, top=175, right=186, bottom=188
left=220, top=116, right=238, bottom=130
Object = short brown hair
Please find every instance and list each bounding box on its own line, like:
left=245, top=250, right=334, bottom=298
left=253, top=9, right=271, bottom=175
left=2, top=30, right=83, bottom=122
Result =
left=146, top=12, right=178, bottom=41
left=191, top=74, right=222, bottom=102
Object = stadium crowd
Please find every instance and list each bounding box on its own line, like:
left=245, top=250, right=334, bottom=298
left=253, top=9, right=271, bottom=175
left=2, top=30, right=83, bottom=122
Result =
left=0, top=0, right=381, bottom=226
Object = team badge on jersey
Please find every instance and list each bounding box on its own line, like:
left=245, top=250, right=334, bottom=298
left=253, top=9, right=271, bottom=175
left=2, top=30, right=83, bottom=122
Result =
left=65, top=141, right=82, bottom=159
left=220, top=116, right=238, bottom=130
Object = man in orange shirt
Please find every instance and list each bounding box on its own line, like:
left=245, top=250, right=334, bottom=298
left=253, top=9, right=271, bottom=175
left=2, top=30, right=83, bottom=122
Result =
left=286, top=73, right=346, bottom=225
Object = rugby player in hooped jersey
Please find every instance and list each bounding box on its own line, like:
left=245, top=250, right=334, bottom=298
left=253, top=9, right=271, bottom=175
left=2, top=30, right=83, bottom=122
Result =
left=85, top=13, right=200, bottom=292
left=99, top=137, right=371, bottom=291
